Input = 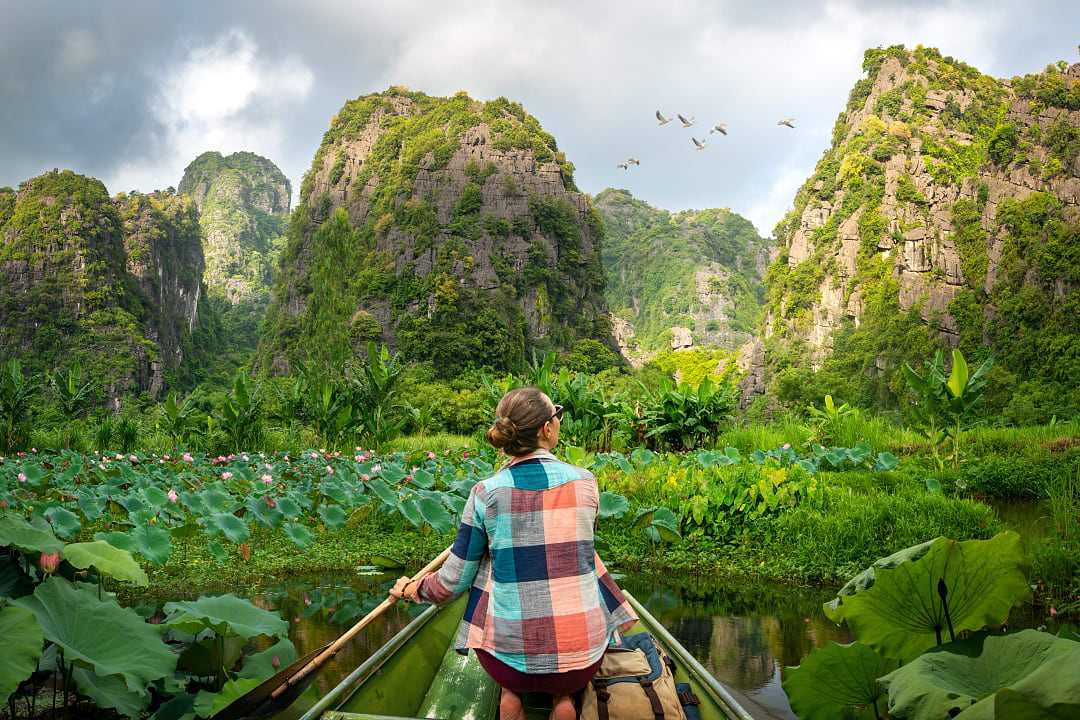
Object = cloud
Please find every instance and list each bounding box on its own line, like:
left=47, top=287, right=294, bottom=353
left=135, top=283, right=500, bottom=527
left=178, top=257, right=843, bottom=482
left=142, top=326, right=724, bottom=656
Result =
left=107, top=29, right=313, bottom=193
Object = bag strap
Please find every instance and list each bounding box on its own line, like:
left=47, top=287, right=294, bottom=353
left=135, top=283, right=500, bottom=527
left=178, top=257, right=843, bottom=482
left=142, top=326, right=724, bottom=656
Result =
left=593, top=678, right=611, bottom=720
left=639, top=677, right=665, bottom=720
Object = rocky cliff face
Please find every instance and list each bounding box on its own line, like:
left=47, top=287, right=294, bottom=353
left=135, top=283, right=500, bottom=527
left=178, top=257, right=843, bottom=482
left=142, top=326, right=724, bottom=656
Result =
left=595, top=189, right=768, bottom=366
left=0, top=170, right=211, bottom=402
left=178, top=151, right=290, bottom=307
left=260, top=88, right=608, bottom=375
left=759, top=46, right=1080, bottom=412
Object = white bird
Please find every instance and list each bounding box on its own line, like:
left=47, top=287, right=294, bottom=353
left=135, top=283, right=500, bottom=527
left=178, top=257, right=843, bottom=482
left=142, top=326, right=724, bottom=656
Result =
left=692, top=137, right=706, bottom=150
left=617, top=162, right=629, bottom=170
left=710, top=123, right=728, bottom=135
left=627, top=157, right=641, bottom=166
left=678, top=113, right=695, bottom=128
left=655, top=110, right=672, bottom=126
left=778, top=118, right=796, bottom=128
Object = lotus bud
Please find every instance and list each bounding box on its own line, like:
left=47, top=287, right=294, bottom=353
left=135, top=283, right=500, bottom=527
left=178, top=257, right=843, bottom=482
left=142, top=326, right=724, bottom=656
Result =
left=427, top=451, right=436, bottom=460
left=326, top=465, right=334, bottom=475
left=17, top=473, right=26, bottom=483
left=168, top=488, right=178, bottom=503
left=271, top=655, right=281, bottom=669
left=182, top=452, right=193, bottom=462
left=261, top=474, right=273, bottom=486
left=40, top=552, right=60, bottom=574
left=1050, top=607, right=1058, bottom=618
left=304, top=594, right=312, bottom=606
left=222, top=471, right=233, bottom=480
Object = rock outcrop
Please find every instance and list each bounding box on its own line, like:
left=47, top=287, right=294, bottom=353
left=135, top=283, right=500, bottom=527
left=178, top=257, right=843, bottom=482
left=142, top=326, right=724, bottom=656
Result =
left=595, top=188, right=768, bottom=362
left=762, top=46, right=1080, bottom=408
left=0, top=171, right=211, bottom=402
left=260, top=88, right=609, bottom=375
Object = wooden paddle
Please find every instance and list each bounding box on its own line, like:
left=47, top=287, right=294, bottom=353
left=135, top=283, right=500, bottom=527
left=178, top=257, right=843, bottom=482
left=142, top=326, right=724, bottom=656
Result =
left=210, top=546, right=453, bottom=720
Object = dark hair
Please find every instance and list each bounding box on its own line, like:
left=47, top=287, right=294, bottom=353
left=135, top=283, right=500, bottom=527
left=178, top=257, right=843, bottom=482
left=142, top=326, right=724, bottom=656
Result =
left=486, top=386, right=554, bottom=456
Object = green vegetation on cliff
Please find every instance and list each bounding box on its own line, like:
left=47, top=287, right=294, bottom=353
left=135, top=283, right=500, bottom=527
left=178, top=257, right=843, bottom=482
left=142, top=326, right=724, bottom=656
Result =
left=179, top=151, right=291, bottom=356
left=596, top=188, right=767, bottom=354
left=261, top=88, right=608, bottom=378
left=762, top=46, right=1080, bottom=420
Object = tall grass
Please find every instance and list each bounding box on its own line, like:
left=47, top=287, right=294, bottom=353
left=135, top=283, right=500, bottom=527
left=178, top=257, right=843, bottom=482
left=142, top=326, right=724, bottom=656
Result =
left=381, top=432, right=477, bottom=455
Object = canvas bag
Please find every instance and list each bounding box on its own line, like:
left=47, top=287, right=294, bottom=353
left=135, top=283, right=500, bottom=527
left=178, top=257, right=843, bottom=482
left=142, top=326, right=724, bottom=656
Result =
left=579, top=633, right=687, bottom=720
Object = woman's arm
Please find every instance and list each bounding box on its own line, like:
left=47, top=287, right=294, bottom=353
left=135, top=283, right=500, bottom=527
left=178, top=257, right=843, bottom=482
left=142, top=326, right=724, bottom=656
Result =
left=414, top=482, right=488, bottom=604
left=595, top=551, right=638, bottom=631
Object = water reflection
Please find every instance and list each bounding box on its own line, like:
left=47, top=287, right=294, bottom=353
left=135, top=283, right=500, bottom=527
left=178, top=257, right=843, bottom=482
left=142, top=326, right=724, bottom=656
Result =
left=622, top=577, right=852, bottom=719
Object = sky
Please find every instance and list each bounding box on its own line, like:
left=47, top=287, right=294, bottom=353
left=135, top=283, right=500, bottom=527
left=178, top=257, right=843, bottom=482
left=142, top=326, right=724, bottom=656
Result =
left=1, top=0, right=1077, bottom=237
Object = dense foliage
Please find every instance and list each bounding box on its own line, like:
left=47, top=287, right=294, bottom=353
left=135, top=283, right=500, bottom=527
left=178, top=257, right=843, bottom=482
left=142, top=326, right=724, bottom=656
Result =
left=595, top=189, right=768, bottom=354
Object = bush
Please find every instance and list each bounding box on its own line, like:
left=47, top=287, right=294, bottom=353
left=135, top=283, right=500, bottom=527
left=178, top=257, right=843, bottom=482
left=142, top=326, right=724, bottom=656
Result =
left=563, top=339, right=621, bottom=374
left=988, top=124, right=1019, bottom=166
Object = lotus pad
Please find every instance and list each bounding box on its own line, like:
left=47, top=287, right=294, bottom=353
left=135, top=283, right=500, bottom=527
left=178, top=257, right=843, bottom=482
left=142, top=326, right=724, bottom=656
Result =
left=783, top=641, right=897, bottom=720
left=163, top=593, right=288, bottom=640
left=12, top=577, right=175, bottom=694
left=880, top=630, right=1080, bottom=719
left=0, top=604, right=43, bottom=704
left=64, top=540, right=149, bottom=586
left=825, top=532, right=1029, bottom=661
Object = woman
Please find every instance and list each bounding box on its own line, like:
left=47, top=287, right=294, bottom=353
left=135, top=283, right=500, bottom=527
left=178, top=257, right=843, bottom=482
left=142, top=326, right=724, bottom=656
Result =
left=391, top=387, right=637, bottom=720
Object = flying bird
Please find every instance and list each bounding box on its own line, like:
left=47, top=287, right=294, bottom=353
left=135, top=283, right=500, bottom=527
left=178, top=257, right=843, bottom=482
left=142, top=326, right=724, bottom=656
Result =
left=655, top=110, right=672, bottom=126
left=627, top=158, right=641, bottom=166
left=710, top=123, right=728, bottom=135
left=678, top=113, right=695, bottom=128
left=778, top=118, right=796, bottom=128
left=692, top=137, right=706, bottom=150
left=617, top=162, right=629, bottom=170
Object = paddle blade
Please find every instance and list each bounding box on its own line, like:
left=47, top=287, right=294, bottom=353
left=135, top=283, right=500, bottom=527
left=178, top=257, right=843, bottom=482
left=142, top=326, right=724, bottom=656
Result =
left=210, top=641, right=331, bottom=720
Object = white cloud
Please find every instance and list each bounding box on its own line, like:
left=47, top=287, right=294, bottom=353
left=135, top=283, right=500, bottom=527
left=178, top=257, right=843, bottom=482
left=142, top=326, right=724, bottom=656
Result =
left=107, top=29, right=313, bottom=193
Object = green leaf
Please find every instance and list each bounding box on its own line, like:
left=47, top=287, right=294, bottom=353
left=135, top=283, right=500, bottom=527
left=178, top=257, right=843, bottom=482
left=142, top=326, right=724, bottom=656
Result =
left=94, top=531, right=137, bottom=554
left=72, top=667, right=149, bottom=718
left=132, top=524, right=172, bottom=565
left=630, top=447, right=656, bottom=468
left=193, top=677, right=263, bottom=718
left=368, top=554, right=403, bottom=569
left=44, top=506, right=81, bottom=539
left=825, top=532, right=1030, bottom=661
left=650, top=507, right=681, bottom=542
left=947, top=349, right=969, bottom=399
left=149, top=693, right=196, bottom=720
left=598, top=492, right=630, bottom=520
left=0, top=604, right=43, bottom=705
left=824, top=538, right=939, bottom=621
left=318, top=503, right=348, bottom=529
left=925, top=477, right=943, bottom=494
left=12, top=577, right=175, bottom=694
left=880, top=630, right=1080, bottom=719
left=399, top=497, right=422, bottom=527
left=874, top=452, right=899, bottom=472
left=0, top=512, right=64, bottom=554
left=163, top=594, right=288, bottom=640
left=783, top=641, right=893, bottom=720
left=64, top=541, right=149, bottom=586
left=368, top=478, right=399, bottom=507
left=237, top=638, right=298, bottom=680
left=283, top=522, right=314, bottom=549
left=0, top=554, right=34, bottom=598
left=410, top=468, right=436, bottom=489
left=207, top=513, right=250, bottom=544
left=416, top=496, right=453, bottom=534
left=275, top=495, right=302, bottom=520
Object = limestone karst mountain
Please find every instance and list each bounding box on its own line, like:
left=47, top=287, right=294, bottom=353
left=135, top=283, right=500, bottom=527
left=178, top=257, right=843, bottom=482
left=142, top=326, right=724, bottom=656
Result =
left=178, top=151, right=290, bottom=349
left=259, top=87, right=609, bottom=375
left=595, top=188, right=768, bottom=366
left=755, top=45, right=1080, bottom=415
left=0, top=170, right=212, bottom=402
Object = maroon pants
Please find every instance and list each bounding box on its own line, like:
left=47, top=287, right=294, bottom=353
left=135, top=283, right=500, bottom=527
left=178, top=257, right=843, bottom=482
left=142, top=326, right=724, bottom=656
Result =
left=476, top=650, right=603, bottom=695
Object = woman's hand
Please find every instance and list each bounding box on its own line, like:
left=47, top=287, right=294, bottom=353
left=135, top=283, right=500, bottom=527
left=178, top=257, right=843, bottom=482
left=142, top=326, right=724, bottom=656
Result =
left=390, top=575, right=423, bottom=602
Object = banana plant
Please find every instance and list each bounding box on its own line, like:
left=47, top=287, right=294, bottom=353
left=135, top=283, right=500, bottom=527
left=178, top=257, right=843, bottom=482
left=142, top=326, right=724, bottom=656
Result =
left=903, top=350, right=993, bottom=469
left=806, top=394, right=857, bottom=445
left=49, top=360, right=95, bottom=421
left=0, top=359, right=37, bottom=452
left=218, top=371, right=264, bottom=451
left=159, top=391, right=203, bottom=447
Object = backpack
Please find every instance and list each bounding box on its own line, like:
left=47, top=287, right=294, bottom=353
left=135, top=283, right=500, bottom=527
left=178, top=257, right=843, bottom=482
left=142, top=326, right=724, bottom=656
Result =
left=579, top=633, right=696, bottom=720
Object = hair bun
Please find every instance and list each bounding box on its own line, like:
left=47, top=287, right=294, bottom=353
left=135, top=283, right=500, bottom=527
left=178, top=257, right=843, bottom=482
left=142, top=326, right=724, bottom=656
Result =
left=486, top=416, right=519, bottom=449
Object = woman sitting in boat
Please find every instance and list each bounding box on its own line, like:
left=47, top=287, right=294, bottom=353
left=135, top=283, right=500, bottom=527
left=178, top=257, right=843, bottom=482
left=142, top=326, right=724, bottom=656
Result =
left=391, top=387, right=638, bottom=720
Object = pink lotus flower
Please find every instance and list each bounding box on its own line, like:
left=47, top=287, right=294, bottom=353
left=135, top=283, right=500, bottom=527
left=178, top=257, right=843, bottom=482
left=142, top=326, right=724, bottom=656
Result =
left=405, top=475, right=413, bottom=483
left=115, top=453, right=123, bottom=460
left=163, top=454, right=170, bottom=460
left=265, top=463, right=273, bottom=470
left=463, top=452, right=470, bottom=459
left=427, top=451, right=436, bottom=460
left=17, top=451, right=26, bottom=458
left=182, top=453, right=193, bottom=462
left=782, top=443, right=791, bottom=450
left=304, top=594, right=312, bottom=606
left=241, top=454, right=249, bottom=462
left=355, top=455, right=363, bottom=462
left=326, top=465, right=334, bottom=476
left=311, top=452, right=320, bottom=459
left=31, top=448, right=37, bottom=453
left=40, top=552, right=60, bottom=574
left=222, top=471, right=233, bottom=480
left=361, top=474, right=370, bottom=482
left=17, top=473, right=26, bottom=483
left=371, top=464, right=381, bottom=474
left=272, top=655, right=281, bottom=669
left=1050, top=607, right=1058, bottom=618
left=129, top=454, right=138, bottom=463
left=261, top=474, right=273, bottom=486
left=167, top=489, right=178, bottom=503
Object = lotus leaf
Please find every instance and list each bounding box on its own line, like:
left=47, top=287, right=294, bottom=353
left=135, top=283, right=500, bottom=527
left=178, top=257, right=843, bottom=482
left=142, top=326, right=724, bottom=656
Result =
left=368, top=554, right=403, bottom=568
left=598, top=491, right=629, bottom=519
left=875, top=452, right=899, bottom=471
left=0, top=554, right=33, bottom=598
left=782, top=641, right=896, bottom=720
left=177, top=635, right=245, bottom=675
left=12, top=577, right=175, bottom=694
left=149, top=693, right=196, bottom=720
left=283, top=522, right=314, bottom=549
left=275, top=495, right=303, bottom=519
left=0, top=604, right=43, bottom=705
left=142, top=486, right=169, bottom=508
left=368, top=478, right=398, bottom=507
left=630, top=447, right=656, bottom=468
left=64, top=540, right=149, bottom=586
left=244, top=496, right=283, bottom=529
left=208, top=539, right=229, bottom=564
left=164, top=593, right=288, bottom=640
left=132, top=524, right=173, bottom=565
left=95, top=530, right=137, bottom=554
left=72, top=667, right=149, bottom=718
left=826, top=532, right=1029, bottom=661
left=318, top=503, right=348, bottom=529
left=824, top=538, right=939, bottom=620
left=880, top=630, right=1080, bottom=719
left=238, top=637, right=298, bottom=679
left=399, top=497, right=422, bottom=527
left=410, top=468, right=436, bottom=489
left=416, top=496, right=453, bottom=533
left=207, top=513, right=250, bottom=544
left=194, top=677, right=263, bottom=718
left=0, top=512, right=64, bottom=554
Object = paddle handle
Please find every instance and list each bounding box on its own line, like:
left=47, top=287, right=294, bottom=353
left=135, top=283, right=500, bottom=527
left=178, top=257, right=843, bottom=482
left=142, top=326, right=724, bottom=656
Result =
left=271, top=546, right=453, bottom=699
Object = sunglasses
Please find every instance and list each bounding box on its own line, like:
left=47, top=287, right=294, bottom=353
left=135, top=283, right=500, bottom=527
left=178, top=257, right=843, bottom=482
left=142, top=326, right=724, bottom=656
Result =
left=546, top=404, right=565, bottom=424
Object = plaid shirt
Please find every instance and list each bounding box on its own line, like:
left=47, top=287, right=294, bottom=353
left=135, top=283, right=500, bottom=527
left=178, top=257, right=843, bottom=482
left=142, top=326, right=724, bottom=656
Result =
left=418, top=449, right=638, bottom=673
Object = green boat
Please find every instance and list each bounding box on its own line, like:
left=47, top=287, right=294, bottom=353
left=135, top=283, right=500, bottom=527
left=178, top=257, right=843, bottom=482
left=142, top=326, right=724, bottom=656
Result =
left=296, top=592, right=754, bottom=720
